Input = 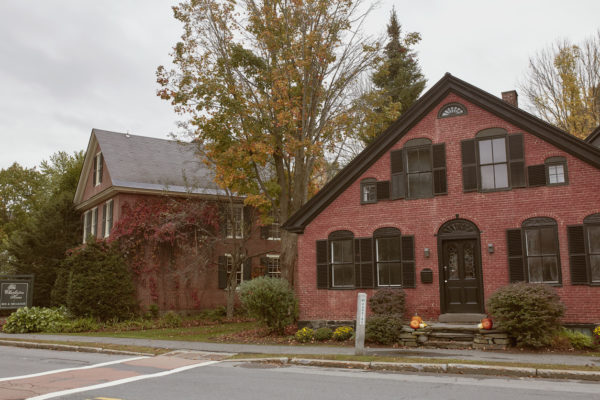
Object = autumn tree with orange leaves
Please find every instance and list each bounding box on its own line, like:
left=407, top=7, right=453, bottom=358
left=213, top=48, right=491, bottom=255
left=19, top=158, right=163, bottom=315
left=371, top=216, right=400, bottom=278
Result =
left=157, top=0, right=380, bottom=285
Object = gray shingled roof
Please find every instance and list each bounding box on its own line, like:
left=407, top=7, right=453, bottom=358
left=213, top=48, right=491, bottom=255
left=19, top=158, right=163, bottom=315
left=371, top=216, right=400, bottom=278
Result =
left=94, top=129, right=224, bottom=195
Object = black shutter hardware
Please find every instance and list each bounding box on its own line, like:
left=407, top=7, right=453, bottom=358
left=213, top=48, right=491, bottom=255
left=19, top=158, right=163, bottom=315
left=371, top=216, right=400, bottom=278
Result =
left=461, top=139, right=478, bottom=192
left=432, top=143, right=447, bottom=195
left=527, top=165, right=547, bottom=187
left=508, top=134, right=526, bottom=188
left=506, top=229, right=525, bottom=282
left=401, top=236, right=416, bottom=288
left=567, top=225, right=588, bottom=284
left=316, top=240, right=329, bottom=289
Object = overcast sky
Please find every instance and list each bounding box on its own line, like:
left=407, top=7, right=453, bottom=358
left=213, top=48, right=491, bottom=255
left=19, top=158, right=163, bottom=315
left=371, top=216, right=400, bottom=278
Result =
left=1, top=0, right=599, bottom=169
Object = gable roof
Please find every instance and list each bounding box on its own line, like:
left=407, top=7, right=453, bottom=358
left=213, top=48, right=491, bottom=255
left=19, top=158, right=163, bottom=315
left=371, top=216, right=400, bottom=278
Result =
left=586, top=125, right=600, bottom=146
left=283, top=73, right=600, bottom=234
left=74, top=129, right=224, bottom=206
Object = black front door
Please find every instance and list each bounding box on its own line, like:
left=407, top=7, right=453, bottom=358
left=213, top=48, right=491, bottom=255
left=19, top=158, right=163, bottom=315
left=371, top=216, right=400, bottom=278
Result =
left=441, top=239, right=482, bottom=313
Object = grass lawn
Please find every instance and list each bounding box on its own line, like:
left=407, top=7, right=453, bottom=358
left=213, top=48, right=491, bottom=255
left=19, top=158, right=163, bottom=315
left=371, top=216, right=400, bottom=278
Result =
left=71, top=320, right=262, bottom=342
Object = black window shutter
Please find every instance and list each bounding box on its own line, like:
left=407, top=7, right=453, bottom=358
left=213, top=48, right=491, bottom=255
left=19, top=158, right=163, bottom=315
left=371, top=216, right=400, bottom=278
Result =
left=376, top=181, right=390, bottom=200
left=461, top=139, right=478, bottom=192
left=93, top=156, right=98, bottom=186
left=102, top=203, right=107, bottom=238
left=354, top=238, right=374, bottom=288
left=243, top=206, right=252, bottom=236
left=432, top=143, right=447, bottom=195
left=527, top=165, right=547, bottom=187
left=391, top=150, right=404, bottom=173
left=260, top=225, right=269, bottom=239
left=316, top=240, right=329, bottom=289
left=243, top=258, right=252, bottom=281
left=108, top=201, right=113, bottom=230
left=218, top=256, right=227, bottom=289
left=401, top=236, right=416, bottom=288
left=506, top=229, right=525, bottom=282
left=567, top=225, right=589, bottom=285
left=508, top=134, right=526, bottom=188
left=85, top=211, right=91, bottom=239
left=98, top=153, right=103, bottom=184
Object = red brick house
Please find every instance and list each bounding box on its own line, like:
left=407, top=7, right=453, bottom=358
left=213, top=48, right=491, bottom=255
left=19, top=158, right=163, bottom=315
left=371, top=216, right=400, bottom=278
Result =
left=283, top=74, right=600, bottom=327
left=74, top=129, right=280, bottom=311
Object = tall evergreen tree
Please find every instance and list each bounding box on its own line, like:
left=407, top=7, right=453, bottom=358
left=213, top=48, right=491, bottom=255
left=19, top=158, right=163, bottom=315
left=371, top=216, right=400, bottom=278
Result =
left=355, top=8, right=426, bottom=145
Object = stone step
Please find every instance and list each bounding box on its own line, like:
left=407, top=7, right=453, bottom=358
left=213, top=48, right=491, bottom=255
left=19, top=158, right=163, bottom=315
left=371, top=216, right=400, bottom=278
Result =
left=429, top=323, right=479, bottom=333
left=438, top=313, right=486, bottom=324
left=428, top=332, right=474, bottom=341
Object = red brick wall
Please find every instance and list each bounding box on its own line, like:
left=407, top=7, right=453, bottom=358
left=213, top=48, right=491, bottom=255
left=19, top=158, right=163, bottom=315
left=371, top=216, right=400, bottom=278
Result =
left=296, top=93, right=600, bottom=324
left=112, top=194, right=280, bottom=311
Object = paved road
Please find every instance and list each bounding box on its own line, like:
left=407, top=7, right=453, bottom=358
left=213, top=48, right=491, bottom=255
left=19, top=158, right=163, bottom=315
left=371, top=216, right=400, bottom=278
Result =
left=58, top=361, right=600, bottom=400
left=1, top=347, right=599, bottom=400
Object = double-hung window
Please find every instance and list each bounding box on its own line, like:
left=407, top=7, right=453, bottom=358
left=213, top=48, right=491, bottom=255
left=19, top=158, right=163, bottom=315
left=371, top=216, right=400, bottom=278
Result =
left=93, top=152, right=103, bottom=186
left=226, top=206, right=243, bottom=239
left=478, top=137, right=508, bottom=190
left=406, top=146, right=433, bottom=198
left=331, top=238, right=354, bottom=287
left=376, top=234, right=402, bottom=286
left=82, top=207, right=98, bottom=242
left=266, top=255, right=281, bottom=278
left=102, top=200, right=114, bottom=238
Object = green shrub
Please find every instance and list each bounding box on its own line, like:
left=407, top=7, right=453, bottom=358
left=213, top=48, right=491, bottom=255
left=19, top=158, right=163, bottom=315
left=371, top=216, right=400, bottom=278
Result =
left=365, top=315, right=404, bottom=345
left=558, top=329, right=593, bottom=350
left=55, top=240, right=138, bottom=321
left=2, top=306, right=69, bottom=333
left=295, top=327, right=315, bottom=343
left=57, top=317, right=100, bottom=333
left=487, top=282, right=565, bottom=348
left=594, top=326, right=600, bottom=347
left=369, top=288, right=406, bottom=317
left=239, top=276, right=298, bottom=334
left=148, top=304, right=160, bottom=319
left=199, top=307, right=226, bottom=322
left=314, top=327, right=333, bottom=341
left=160, top=311, right=183, bottom=328
left=332, top=326, right=354, bottom=341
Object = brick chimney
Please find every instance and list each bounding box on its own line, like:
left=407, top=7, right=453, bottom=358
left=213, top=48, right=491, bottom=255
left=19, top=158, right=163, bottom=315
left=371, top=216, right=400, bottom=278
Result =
left=501, top=90, right=518, bottom=108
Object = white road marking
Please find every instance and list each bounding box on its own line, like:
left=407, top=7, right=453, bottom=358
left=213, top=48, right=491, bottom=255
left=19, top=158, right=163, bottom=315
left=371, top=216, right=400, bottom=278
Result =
left=27, top=360, right=220, bottom=400
left=0, top=356, right=148, bottom=382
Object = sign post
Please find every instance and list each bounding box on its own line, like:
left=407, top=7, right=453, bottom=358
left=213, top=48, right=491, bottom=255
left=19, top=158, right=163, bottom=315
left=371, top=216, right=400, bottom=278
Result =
left=0, top=275, right=34, bottom=310
left=355, top=292, right=367, bottom=355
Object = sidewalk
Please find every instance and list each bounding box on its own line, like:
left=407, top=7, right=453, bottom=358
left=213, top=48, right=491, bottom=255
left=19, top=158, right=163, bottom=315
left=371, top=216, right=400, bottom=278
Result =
left=0, top=332, right=598, bottom=367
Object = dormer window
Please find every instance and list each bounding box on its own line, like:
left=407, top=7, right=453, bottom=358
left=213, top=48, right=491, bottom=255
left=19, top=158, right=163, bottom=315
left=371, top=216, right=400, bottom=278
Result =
left=438, top=102, right=467, bottom=118
left=93, top=152, right=103, bottom=186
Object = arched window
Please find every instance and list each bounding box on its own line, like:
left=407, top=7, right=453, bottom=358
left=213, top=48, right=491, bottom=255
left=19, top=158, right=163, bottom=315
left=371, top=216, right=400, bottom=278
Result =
left=328, top=230, right=355, bottom=288
left=374, top=228, right=402, bottom=286
left=438, top=102, right=467, bottom=118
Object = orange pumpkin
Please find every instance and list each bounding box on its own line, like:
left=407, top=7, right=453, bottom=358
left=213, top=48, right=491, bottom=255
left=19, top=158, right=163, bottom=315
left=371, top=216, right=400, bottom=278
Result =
left=411, top=314, right=423, bottom=324
left=409, top=319, right=420, bottom=329
left=481, top=318, right=493, bottom=330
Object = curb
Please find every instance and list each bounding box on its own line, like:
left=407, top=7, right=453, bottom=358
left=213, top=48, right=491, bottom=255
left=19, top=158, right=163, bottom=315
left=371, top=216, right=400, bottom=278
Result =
left=232, top=357, right=600, bottom=382
left=0, top=339, right=150, bottom=356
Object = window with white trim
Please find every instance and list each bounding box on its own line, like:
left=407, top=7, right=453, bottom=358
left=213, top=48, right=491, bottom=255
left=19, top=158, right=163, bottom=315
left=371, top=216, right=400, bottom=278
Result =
left=102, top=200, right=114, bottom=238
left=268, top=213, right=281, bottom=240
left=226, top=206, right=243, bottom=239
left=93, top=152, right=103, bottom=186
left=225, top=254, right=242, bottom=285
left=266, top=254, right=281, bottom=278
left=82, top=207, right=98, bottom=242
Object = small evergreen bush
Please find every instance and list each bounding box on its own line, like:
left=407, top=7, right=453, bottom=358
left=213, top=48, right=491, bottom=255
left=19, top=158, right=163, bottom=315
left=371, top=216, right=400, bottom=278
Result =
left=54, top=240, right=138, bottom=321
left=314, top=327, right=333, bottom=341
left=365, top=315, right=404, bottom=345
left=332, top=326, right=354, bottom=341
left=160, top=311, right=183, bottom=328
left=2, top=307, right=69, bottom=333
left=558, top=329, right=593, bottom=350
left=295, top=327, right=314, bottom=343
left=239, top=276, right=297, bottom=334
left=487, top=282, right=565, bottom=348
left=369, top=288, right=406, bottom=317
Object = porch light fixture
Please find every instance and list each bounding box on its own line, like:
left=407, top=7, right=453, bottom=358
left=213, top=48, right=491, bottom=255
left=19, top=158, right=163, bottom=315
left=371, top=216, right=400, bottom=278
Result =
left=488, top=243, right=494, bottom=254
left=424, top=248, right=430, bottom=258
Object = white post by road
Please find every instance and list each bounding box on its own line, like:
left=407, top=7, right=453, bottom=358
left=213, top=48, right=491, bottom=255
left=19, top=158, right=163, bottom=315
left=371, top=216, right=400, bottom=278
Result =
left=355, top=292, right=367, bottom=355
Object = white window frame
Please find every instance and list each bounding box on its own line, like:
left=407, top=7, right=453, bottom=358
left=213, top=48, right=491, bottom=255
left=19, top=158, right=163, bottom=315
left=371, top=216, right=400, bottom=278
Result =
left=225, top=253, right=243, bottom=285
left=104, top=199, right=113, bottom=238
left=266, top=254, right=281, bottom=278
left=94, top=152, right=103, bottom=186
left=267, top=213, right=281, bottom=241
left=226, top=206, right=243, bottom=239
left=83, top=207, right=98, bottom=242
